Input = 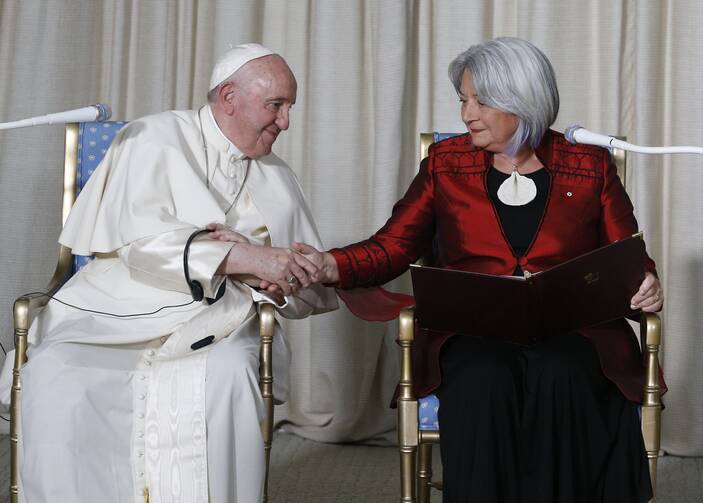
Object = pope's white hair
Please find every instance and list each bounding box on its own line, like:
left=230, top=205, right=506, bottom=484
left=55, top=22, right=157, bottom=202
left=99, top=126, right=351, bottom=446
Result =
left=449, top=37, right=559, bottom=155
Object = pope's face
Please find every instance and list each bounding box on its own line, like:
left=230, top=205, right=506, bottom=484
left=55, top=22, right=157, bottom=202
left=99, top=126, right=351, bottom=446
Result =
left=221, top=56, right=297, bottom=159
left=459, top=70, right=519, bottom=153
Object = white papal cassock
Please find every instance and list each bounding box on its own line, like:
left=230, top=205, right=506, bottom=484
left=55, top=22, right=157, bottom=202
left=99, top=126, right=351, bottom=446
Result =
left=0, top=106, right=338, bottom=503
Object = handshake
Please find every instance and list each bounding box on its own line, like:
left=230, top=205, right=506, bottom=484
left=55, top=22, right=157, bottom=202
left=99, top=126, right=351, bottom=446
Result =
left=208, top=223, right=340, bottom=299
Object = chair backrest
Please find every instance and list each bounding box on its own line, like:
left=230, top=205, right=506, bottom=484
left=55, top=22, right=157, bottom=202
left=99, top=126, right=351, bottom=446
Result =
left=62, top=121, right=128, bottom=273
left=419, top=131, right=628, bottom=185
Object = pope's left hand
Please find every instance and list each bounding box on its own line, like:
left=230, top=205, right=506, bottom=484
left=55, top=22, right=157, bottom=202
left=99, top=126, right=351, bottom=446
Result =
left=630, top=272, right=663, bottom=312
left=206, top=222, right=250, bottom=244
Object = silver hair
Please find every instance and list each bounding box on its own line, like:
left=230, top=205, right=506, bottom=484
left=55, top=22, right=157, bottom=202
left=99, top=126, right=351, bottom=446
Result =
left=448, top=37, right=559, bottom=155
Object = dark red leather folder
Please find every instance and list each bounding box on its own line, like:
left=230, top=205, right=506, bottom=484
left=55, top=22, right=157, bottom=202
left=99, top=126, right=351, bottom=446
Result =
left=410, top=234, right=646, bottom=345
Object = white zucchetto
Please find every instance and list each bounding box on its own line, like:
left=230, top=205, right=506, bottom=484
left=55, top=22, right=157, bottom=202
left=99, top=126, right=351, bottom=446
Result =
left=208, top=43, right=276, bottom=91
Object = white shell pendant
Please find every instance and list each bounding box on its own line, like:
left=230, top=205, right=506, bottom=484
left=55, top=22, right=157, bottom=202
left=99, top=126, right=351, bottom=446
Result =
left=497, top=171, right=537, bottom=206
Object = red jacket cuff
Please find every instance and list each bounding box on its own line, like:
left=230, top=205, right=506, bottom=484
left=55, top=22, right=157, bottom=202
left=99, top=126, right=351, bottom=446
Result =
left=328, top=248, right=355, bottom=289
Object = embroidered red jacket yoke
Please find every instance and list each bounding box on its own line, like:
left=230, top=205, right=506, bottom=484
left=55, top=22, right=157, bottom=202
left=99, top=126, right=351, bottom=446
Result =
left=329, top=130, right=664, bottom=403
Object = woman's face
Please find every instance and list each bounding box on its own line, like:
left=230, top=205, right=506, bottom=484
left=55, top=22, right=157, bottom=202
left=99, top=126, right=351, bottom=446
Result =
left=460, top=70, right=519, bottom=153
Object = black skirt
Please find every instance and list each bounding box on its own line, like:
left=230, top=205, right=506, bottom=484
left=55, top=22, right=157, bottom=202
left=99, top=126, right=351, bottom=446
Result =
left=435, top=332, right=652, bottom=503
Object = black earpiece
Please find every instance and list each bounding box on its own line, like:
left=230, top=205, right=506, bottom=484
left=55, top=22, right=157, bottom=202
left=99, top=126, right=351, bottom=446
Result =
left=184, top=229, right=211, bottom=302
left=184, top=228, right=227, bottom=305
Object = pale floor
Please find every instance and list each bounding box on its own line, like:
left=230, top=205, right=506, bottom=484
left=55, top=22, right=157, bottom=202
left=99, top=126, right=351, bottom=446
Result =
left=0, top=432, right=701, bottom=502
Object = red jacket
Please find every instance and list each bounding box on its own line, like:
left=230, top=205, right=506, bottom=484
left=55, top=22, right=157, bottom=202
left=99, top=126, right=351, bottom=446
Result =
left=330, top=130, right=663, bottom=403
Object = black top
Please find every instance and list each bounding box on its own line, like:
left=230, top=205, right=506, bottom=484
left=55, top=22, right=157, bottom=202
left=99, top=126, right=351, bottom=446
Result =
left=487, top=166, right=551, bottom=259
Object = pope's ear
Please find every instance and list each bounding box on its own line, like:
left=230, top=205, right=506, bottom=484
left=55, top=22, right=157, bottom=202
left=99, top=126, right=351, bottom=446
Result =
left=217, top=82, right=237, bottom=115
left=218, top=82, right=237, bottom=112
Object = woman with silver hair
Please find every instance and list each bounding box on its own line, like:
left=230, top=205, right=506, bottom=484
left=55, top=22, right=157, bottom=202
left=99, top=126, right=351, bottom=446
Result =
left=298, top=37, right=661, bottom=502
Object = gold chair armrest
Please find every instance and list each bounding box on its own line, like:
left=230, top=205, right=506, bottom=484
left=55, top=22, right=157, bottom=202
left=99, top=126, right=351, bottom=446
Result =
left=398, top=305, right=417, bottom=422
left=11, top=243, right=73, bottom=409
left=399, top=306, right=416, bottom=342
left=398, top=306, right=416, bottom=401
left=46, top=245, right=74, bottom=295
left=12, top=243, right=74, bottom=356
left=398, top=306, right=418, bottom=444
left=258, top=301, right=276, bottom=406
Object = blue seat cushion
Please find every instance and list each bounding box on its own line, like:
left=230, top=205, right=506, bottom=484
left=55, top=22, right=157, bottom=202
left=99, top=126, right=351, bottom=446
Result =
left=418, top=394, right=439, bottom=431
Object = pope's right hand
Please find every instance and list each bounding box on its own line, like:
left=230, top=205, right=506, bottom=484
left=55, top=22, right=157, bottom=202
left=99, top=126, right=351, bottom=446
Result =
left=217, top=243, right=319, bottom=296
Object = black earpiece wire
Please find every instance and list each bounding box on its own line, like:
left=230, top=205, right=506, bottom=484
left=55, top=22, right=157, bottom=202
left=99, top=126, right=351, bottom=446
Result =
left=15, top=292, right=196, bottom=318
left=4, top=228, right=215, bottom=343
left=2, top=229, right=219, bottom=359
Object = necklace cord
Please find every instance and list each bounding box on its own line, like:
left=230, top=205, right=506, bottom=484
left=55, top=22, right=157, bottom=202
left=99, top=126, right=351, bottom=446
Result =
left=498, top=151, right=535, bottom=173
left=198, top=106, right=212, bottom=189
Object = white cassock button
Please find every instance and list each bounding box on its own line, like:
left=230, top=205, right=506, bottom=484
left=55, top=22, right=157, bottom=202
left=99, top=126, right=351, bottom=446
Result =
left=229, top=154, right=237, bottom=164
left=138, top=374, right=146, bottom=381
left=147, top=350, right=155, bottom=357
left=138, top=472, right=144, bottom=478
left=137, top=412, right=145, bottom=419
left=138, top=394, right=146, bottom=400
left=138, top=451, right=144, bottom=458
left=160, top=336, right=167, bottom=343
left=566, top=191, right=573, bottom=197
left=144, top=360, right=152, bottom=367
left=137, top=432, right=144, bottom=439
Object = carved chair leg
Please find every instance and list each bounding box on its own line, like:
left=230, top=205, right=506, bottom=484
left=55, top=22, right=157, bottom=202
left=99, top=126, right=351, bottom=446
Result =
left=417, top=442, right=433, bottom=503
left=258, top=303, right=276, bottom=503
left=400, top=444, right=417, bottom=503
left=261, top=395, right=273, bottom=503
left=10, top=299, right=30, bottom=503
left=398, top=308, right=418, bottom=502
left=641, top=313, right=662, bottom=503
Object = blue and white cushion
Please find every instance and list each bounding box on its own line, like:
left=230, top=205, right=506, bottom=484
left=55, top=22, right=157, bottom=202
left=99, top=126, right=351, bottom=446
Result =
left=72, top=121, right=128, bottom=273
left=434, top=132, right=461, bottom=143
left=418, top=394, right=440, bottom=431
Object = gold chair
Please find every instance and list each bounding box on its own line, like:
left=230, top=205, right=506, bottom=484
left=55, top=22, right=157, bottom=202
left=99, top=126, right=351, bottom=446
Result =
left=10, top=122, right=278, bottom=503
left=395, top=133, right=663, bottom=503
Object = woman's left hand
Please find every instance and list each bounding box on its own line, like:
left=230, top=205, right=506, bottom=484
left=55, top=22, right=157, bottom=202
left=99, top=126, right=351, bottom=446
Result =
left=630, top=272, right=663, bottom=312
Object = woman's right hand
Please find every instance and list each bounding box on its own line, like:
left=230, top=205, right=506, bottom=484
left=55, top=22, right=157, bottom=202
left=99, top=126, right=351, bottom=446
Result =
left=291, top=242, right=340, bottom=284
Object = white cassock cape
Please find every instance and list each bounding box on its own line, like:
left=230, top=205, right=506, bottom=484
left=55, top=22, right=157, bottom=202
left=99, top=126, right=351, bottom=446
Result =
left=0, top=107, right=337, bottom=503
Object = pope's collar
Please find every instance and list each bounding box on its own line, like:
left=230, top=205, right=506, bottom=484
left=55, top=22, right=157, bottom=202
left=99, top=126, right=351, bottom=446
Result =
left=201, top=105, right=247, bottom=160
